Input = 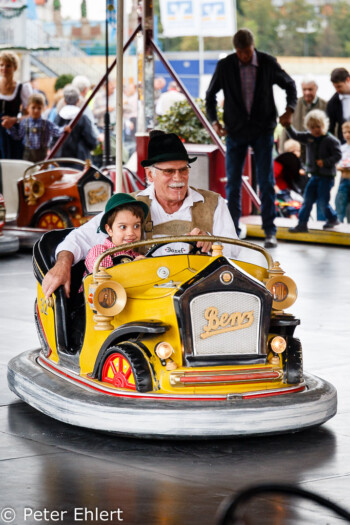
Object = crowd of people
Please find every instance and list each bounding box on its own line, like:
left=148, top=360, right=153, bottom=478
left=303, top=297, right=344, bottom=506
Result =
left=0, top=51, right=138, bottom=166
left=0, top=34, right=349, bottom=260
left=205, top=28, right=350, bottom=247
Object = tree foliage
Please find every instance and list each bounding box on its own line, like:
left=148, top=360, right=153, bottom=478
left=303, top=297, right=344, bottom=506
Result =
left=157, top=99, right=223, bottom=144
left=54, top=74, right=74, bottom=92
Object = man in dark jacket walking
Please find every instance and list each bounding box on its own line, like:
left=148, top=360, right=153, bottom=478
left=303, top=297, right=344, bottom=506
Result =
left=205, top=28, right=297, bottom=248
left=327, top=68, right=350, bottom=145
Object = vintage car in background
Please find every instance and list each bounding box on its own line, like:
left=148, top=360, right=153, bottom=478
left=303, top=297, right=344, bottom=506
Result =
left=0, top=158, right=114, bottom=247
left=0, top=193, right=19, bottom=255
left=8, top=232, right=337, bottom=438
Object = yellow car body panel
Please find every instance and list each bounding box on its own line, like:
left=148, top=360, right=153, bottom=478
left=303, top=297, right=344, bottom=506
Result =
left=36, top=284, right=59, bottom=362
left=73, top=254, right=275, bottom=394
left=34, top=236, right=301, bottom=398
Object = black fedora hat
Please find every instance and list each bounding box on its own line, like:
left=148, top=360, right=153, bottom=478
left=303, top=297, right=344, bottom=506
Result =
left=140, top=130, right=197, bottom=167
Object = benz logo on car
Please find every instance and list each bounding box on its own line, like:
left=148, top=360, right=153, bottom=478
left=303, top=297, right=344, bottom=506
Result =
left=200, top=307, right=254, bottom=339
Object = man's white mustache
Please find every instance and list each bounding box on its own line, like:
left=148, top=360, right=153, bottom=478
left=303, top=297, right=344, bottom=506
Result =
left=169, top=182, right=185, bottom=188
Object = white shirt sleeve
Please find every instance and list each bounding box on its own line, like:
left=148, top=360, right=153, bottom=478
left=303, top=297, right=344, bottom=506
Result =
left=55, top=212, right=107, bottom=264
left=212, top=196, right=241, bottom=258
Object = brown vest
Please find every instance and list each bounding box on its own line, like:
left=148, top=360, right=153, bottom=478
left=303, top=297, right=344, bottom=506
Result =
left=131, top=187, right=220, bottom=239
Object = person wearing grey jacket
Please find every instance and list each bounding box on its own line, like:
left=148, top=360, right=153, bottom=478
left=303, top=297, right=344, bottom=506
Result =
left=285, top=109, right=341, bottom=232
left=54, top=85, right=97, bottom=162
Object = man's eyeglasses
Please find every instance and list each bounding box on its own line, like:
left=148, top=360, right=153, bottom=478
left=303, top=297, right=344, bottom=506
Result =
left=153, top=165, right=190, bottom=177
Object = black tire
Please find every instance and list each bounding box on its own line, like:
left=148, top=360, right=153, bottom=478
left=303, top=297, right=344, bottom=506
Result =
left=282, top=337, right=303, bottom=384
left=100, top=345, right=152, bottom=393
left=35, top=208, right=72, bottom=230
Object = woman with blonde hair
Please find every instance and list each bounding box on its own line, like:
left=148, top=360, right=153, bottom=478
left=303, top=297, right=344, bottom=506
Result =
left=0, top=51, right=32, bottom=159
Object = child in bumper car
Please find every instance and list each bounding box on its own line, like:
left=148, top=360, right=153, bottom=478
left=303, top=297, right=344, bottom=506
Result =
left=84, top=193, right=149, bottom=275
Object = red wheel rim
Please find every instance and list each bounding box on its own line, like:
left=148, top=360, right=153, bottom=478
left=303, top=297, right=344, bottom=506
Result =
left=101, top=352, right=136, bottom=390
left=37, top=212, right=65, bottom=230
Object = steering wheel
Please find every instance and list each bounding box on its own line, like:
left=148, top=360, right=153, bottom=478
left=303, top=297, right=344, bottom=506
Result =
left=112, top=254, right=134, bottom=265
left=23, top=157, right=89, bottom=180
left=145, top=240, right=203, bottom=257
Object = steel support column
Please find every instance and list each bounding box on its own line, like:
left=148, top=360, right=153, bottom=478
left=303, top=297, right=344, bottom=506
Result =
left=136, top=0, right=154, bottom=133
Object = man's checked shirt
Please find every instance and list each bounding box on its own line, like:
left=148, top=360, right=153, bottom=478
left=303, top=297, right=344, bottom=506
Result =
left=238, top=50, right=258, bottom=115
left=7, top=117, right=63, bottom=150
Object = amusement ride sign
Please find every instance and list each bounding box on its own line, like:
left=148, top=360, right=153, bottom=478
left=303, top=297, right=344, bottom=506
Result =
left=159, top=0, right=236, bottom=37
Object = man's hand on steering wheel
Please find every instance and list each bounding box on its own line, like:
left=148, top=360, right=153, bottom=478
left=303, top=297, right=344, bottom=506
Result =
left=188, top=228, right=212, bottom=253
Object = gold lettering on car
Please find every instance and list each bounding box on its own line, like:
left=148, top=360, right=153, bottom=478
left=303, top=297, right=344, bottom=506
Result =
left=88, top=186, right=109, bottom=205
left=200, top=307, right=254, bottom=339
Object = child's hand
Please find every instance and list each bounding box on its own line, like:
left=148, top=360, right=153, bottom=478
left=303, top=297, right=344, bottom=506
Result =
left=134, top=255, right=146, bottom=260
left=299, top=169, right=305, bottom=175
left=316, top=159, right=324, bottom=168
left=64, top=125, right=71, bottom=133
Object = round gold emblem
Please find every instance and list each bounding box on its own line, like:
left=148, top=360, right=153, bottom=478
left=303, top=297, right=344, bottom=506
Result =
left=220, top=271, right=233, bottom=284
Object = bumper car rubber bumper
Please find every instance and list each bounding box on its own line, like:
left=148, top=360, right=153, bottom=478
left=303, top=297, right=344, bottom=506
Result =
left=0, top=234, right=19, bottom=255
left=8, top=349, right=337, bottom=439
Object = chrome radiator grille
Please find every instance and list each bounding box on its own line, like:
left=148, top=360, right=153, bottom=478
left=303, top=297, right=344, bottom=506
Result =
left=189, top=292, right=261, bottom=356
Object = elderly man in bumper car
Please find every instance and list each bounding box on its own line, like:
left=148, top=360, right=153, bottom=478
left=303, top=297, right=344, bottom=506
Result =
left=42, top=130, right=240, bottom=298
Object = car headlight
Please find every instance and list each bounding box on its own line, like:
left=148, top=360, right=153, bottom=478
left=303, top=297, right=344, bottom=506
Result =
left=265, top=275, right=297, bottom=311
left=155, top=342, right=174, bottom=360
left=92, top=280, right=127, bottom=317
left=270, top=336, right=287, bottom=353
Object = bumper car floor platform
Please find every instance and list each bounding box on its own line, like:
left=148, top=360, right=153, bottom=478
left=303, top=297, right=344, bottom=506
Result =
left=8, top=349, right=337, bottom=440
left=241, top=216, right=350, bottom=246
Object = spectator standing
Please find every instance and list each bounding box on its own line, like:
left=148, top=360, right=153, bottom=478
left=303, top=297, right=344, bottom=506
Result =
left=123, top=83, right=137, bottom=142
left=54, top=85, right=97, bottom=161
left=285, top=110, right=341, bottom=233
left=72, top=75, right=100, bottom=139
left=155, top=81, right=186, bottom=116
left=46, top=74, right=73, bottom=122
left=335, top=121, right=350, bottom=222
left=279, top=76, right=327, bottom=162
left=154, top=76, right=166, bottom=107
left=30, top=73, right=49, bottom=107
left=45, top=88, right=64, bottom=123
left=327, top=68, right=350, bottom=144
left=6, top=93, right=66, bottom=163
left=0, top=51, right=32, bottom=159
left=93, top=80, right=116, bottom=132
left=205, top=28, right=297, bottom=248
